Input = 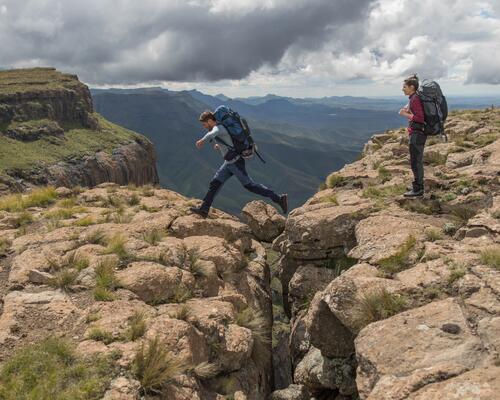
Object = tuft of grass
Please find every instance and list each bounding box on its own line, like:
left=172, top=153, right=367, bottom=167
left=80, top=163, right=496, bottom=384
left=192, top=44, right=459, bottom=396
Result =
left=325, top=173, right=346, bottom=189
left=141, top=185, right=155, bottom=197
left=87, top=327, right=115, bottom=344
left=440, top=193, right=457, bottom=202
left=323, top=255, right=358, bottom=278
left=378, top=236, right=417, bottom=275
left=447, top=264, right=466, bottom=285
left=13, top=211, right=33, bottom=228
left=450, top=205, right=476, bottom=225
left=424, top=151, right=448, bottom=165
left=377, top=166, right=391, bottom=183
left=169, top=304, right=191, bottom=321
left=191, top=362, right=220, bottom=380
left=142, top=229, right=165, bottom=246
left=125, top=311, right=147, bottom=341
left=491, top=210, right=500, bottom=219
left=0, top=186, right=57, bottom=212
left=94, top=259, right=121, bottom=291
left=402, top=199, right=437, bottom=215
left=362, top=184, right=406, bottom=200
left=317, top=195, right=339, bottom=205
left=93, top=286, right=116, bottom=302
left=0, top=336, right=115, bottom=400
left=235, top=307, right=270, bottom=346
left=480, top=247, right=500, bottom=270
left=0, top=238, right=12, bottom=257
left=48, top=269, right=78, bottom=291
left=127, top=194, right=141, bottom=206
left=424, top=228, right=443, bottom=242
left=74, top=216, right=94, bottom=226
left=85, top=228, right=107, bottom=245
left=132, top=335, right=186, bottom=395
left=353, top=288, right=407, bottom=330
left=170, top=286, right=193, bottom=304
left=104, top=233, right=129, bottom=260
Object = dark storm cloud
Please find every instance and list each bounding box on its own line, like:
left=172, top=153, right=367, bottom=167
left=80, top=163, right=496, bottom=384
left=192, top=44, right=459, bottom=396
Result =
left=0, top=0, right=374, bottom=84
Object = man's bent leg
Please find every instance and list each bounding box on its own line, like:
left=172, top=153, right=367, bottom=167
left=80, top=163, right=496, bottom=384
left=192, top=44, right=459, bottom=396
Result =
left=230, top=159, right=281, bottom=203
left=199, top=162, right=233, bottom=212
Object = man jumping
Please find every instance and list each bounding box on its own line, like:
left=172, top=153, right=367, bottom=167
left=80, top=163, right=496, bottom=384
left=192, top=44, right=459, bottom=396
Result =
left=189, top=110, right=288, bottom=218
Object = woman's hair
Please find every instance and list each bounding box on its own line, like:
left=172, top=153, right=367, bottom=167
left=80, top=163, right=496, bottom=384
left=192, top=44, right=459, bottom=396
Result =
left=404, top=74, right=419, bottom=91
left=199, top=111, right=216, bottom=122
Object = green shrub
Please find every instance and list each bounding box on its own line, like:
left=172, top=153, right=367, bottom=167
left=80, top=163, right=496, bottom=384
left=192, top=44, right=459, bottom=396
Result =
left=326, top=173, right=346, bottom=189
left=353, top=288, right=407, bottom=329
left=0, top=337, right=115, bottom=400
left=132, top=336, right=186, bottom=394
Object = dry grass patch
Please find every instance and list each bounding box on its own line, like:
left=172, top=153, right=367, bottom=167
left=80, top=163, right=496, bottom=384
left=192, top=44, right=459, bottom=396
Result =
left=133, top=335, right=186, bottom=395
left=0, top=186, right=57, bottom=212
left=480, top=247, right=500, bottom=270
left=378, top=235, right=417, bottom=275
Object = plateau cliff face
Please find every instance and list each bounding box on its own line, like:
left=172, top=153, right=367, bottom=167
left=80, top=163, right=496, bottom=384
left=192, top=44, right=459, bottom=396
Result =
left=0, top=68, right=158, bottom=193
left=270, top=108, right=500, bottom=400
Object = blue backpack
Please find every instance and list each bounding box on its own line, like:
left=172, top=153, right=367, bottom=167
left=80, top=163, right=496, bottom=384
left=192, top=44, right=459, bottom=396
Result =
left=213, top=105, right=265, bottom=163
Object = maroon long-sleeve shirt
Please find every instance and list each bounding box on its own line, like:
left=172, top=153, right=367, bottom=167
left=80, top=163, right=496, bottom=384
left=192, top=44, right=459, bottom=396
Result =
left=407, top=93, right=425, bottom=135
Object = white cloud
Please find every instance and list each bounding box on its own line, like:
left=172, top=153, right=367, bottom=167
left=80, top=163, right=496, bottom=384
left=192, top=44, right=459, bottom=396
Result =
left=0, top=0, right=499, bottom=95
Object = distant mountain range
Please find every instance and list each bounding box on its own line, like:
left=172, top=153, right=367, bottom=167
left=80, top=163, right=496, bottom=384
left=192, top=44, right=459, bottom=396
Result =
left=91, top=88, right=498, bottom=213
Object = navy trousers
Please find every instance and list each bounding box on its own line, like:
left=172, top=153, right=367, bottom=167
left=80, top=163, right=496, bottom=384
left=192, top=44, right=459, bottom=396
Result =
left=200, top=158, right=280, bottom=212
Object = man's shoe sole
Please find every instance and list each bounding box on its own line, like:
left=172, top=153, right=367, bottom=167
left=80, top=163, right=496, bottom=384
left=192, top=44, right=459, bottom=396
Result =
left=189, top=207, right=208, bottom=218
left=403, top=193, right=424, bottom=198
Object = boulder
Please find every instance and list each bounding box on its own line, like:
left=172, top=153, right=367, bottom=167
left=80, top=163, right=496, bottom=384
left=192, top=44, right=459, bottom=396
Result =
left=241, top=200, right=285, bottom=242
left=355, top=298, right=483, bottom=399
left=116, top=262, right=195, bottom=303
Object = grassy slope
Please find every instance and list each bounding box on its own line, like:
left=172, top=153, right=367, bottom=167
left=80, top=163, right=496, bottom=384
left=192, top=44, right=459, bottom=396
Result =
left=0, top=67, right=81, bottom=95
left=0, top=114, right=142, bottom=175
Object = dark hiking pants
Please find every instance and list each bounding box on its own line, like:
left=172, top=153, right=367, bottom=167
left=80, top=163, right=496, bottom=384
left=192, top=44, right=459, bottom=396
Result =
left=409, top=132, right=427, bottom=192
left=200, top=158, right=280, bottom=212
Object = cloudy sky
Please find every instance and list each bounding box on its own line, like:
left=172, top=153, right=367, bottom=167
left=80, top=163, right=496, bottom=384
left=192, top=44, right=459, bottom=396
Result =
left=1, top=0, right=499, bottom=97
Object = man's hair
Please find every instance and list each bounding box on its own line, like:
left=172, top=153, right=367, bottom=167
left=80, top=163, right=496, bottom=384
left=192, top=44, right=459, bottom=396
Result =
left=199, top=111, right=216, bottom=122
left=404, top=74, right=419, bottom=91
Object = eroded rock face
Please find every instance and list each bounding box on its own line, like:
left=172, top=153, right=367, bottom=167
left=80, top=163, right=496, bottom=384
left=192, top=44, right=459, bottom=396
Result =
left=270, top=109, right=500, bottom=400
left=0, top=68, right=159, bottom=190
left=0, top=185, right=273, bottom=400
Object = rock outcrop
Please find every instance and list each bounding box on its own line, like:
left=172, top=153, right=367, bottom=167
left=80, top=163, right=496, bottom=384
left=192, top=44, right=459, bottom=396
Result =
left=0, top=68, right=158, bottom=193
left=0, top=183, right=273, bottom=399
left=270, top=108, right=500, bottom=399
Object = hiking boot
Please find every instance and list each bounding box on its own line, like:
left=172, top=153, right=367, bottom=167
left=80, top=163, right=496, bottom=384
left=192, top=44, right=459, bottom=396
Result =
left=278, top=194, right=288, bottom=214
left=190, top=207, right=208, bottom=218
left=403, top=190, right=424, bottom=198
